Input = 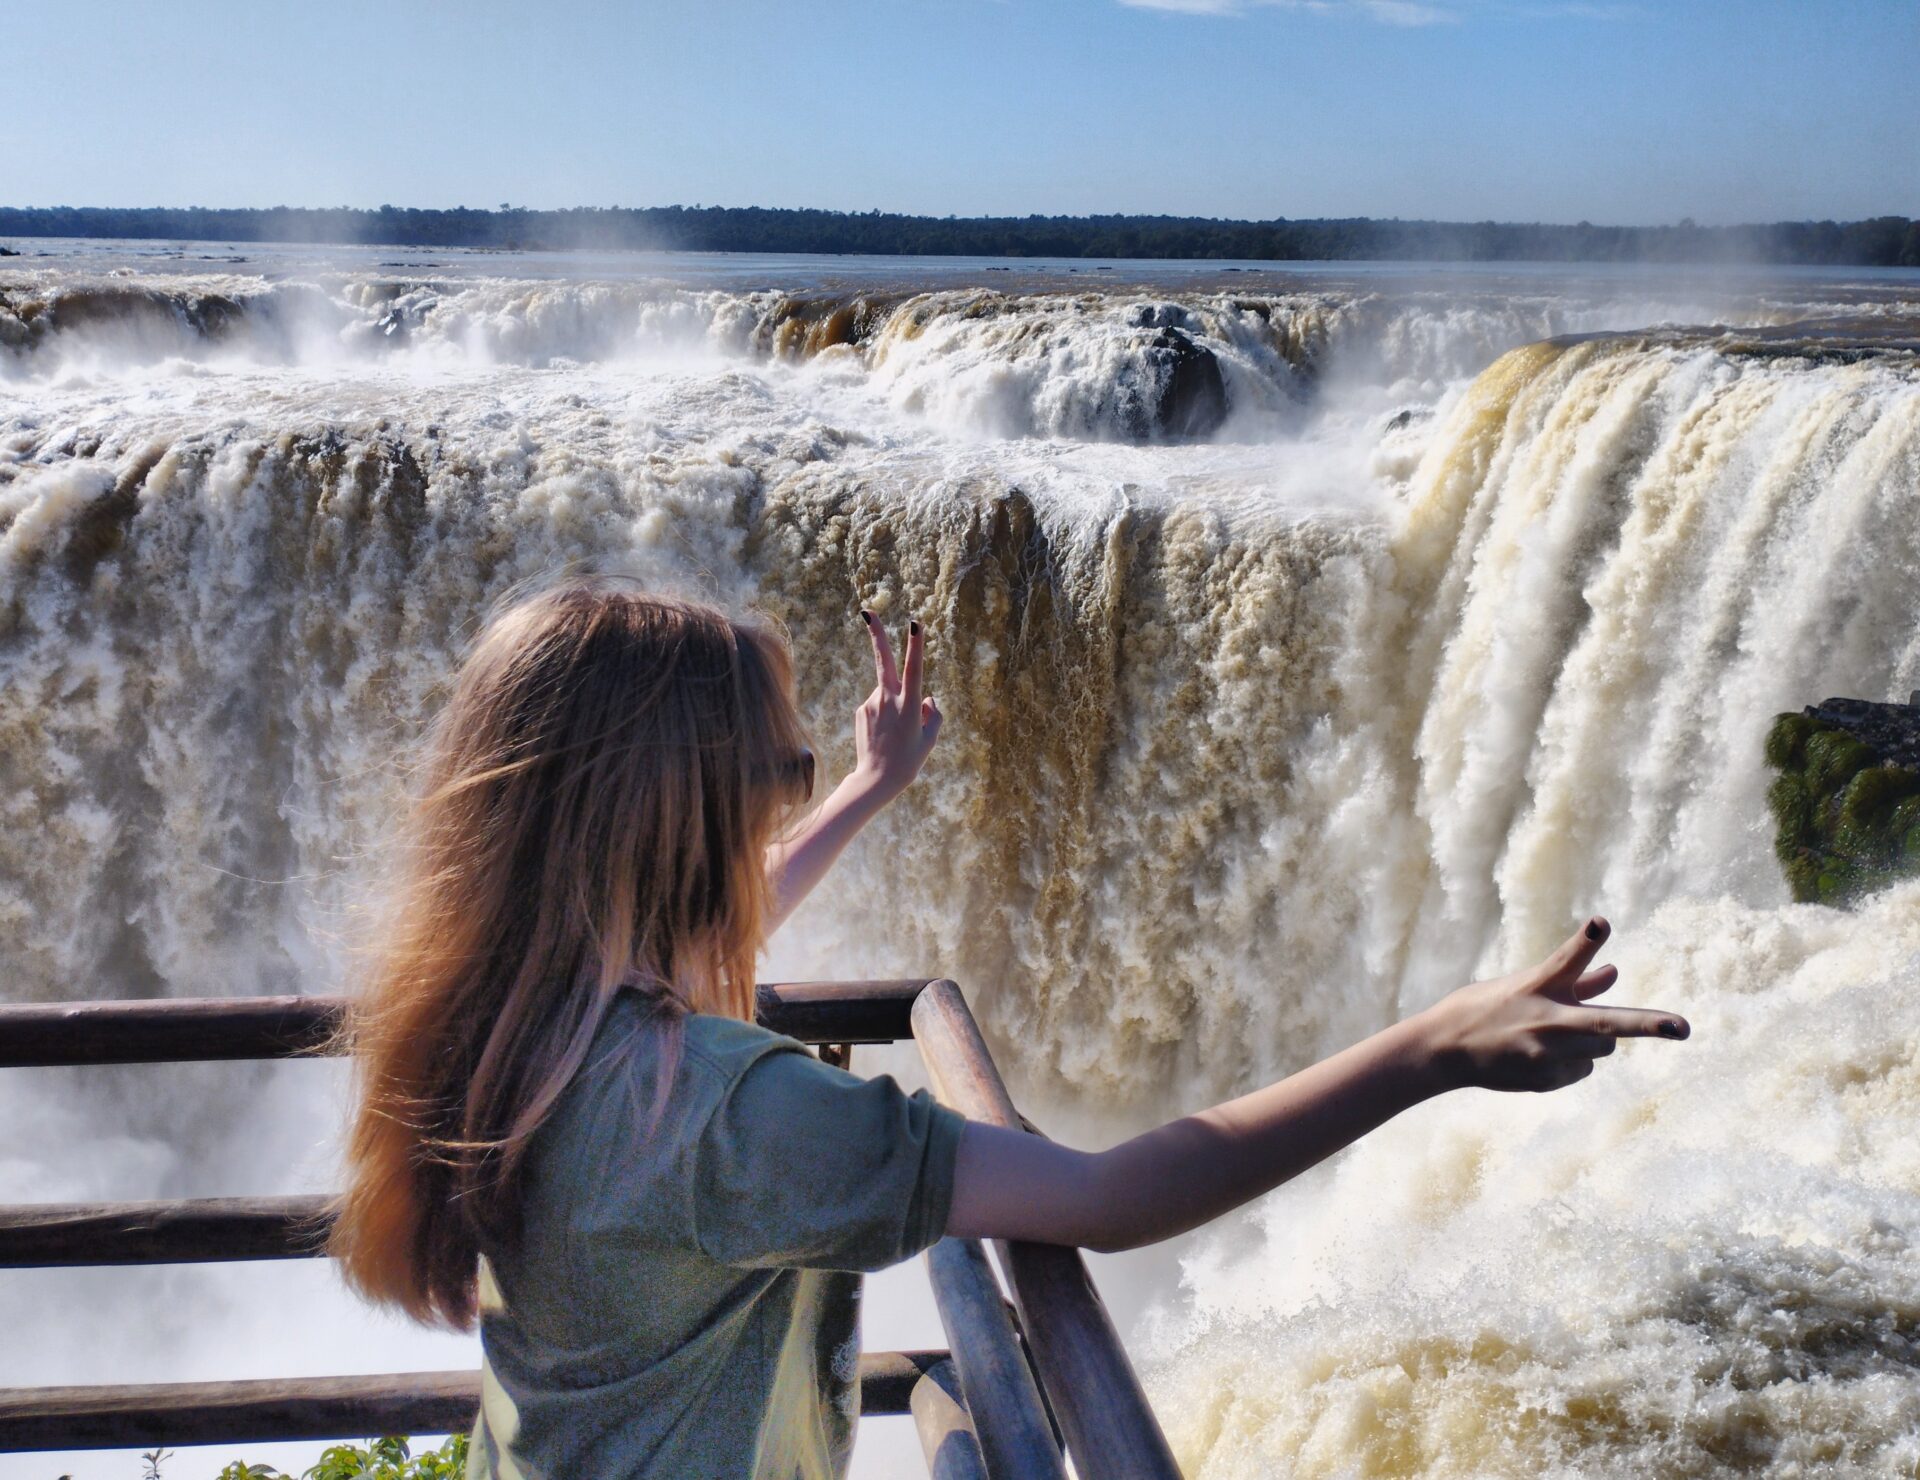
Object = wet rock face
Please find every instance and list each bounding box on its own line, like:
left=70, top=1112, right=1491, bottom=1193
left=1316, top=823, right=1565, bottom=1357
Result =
left=0, top=284, right=251, bottom=360
left=1128, top=302, right=1196, bottom=332
left=1107, top=303, right=1229, bottom=440
left=1126, top=325, right=1228, bottom=441
left=1803, top=695, right=1920, bottom=766
left=1766, top=697, right=1920, bottom=904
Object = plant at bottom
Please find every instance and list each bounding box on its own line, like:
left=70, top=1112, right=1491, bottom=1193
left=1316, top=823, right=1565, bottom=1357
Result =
left=204, top=1434, right=468, bottom=1480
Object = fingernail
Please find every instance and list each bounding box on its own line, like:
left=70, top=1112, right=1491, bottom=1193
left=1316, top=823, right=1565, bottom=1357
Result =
left=909, top=619, right=922, bottom=636
left=1585, top=918, right=1608, bottom=942
left=1659, top=1020, right=1687, bottom=1039
left=859, top=609, right=874, bottom=626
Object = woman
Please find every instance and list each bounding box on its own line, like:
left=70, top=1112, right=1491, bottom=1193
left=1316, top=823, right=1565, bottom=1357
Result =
left=331, top=576, right=1689, bottom=1479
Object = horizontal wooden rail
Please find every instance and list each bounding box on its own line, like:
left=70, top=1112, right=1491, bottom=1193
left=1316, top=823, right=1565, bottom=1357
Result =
left=0, top=980, right=932, bottom=1068
left=0, top=1195, right=334, bottom=1268
left=911, top=980, right=1181, bottom=1480
left=0, top=981, right=933, bottom=1268
left=0, top=975, right=1184, bottom=1474
left=0, top=1351, right=948, bottom=1450
left=755, top=980, right=930, bottom=1046
left=0, top=983, right=935, bottom=1269
left=0, top=1372, right=480, bottom=1455
left=0, top=997, right=340, bottom=1068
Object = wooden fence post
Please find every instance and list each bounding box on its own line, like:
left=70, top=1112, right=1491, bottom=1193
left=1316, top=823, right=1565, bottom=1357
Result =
left=911, top=980, right=1182, bottom=1480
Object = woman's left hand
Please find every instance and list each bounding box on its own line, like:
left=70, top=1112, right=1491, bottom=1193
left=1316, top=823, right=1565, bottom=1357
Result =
left=851, top=610, right=943, bottom=802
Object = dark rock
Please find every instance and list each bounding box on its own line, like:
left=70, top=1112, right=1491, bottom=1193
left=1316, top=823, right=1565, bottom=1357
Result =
left=1139, top=326, right=1228, bottom=441
left=1097, top=327, right=1232, bottom=442
left=1114, top=306, right=1228, bottom=440
left=1801, top=695, right=1920, bottom=768
left=373, top=292, right=440, bottom=343
left=1127, top=303, right=1196, bottom=331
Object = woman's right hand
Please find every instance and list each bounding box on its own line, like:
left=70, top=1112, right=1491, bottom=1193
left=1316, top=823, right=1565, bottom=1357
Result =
left=949, top=915, right=1691, bottom=1254
left=1410, top=917, right=1689, bottom=1093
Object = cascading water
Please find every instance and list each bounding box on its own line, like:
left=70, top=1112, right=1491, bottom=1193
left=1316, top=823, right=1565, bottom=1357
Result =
left=1141, top=337, right=1920, bottom=1477
left=3, top=241, right=1918, bottom=1477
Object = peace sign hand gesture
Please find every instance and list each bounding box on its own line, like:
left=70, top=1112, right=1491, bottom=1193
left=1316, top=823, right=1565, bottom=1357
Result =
left=851, top=609, right=943, bottom=803
left=1415, top=918, right=1690, bottom=1094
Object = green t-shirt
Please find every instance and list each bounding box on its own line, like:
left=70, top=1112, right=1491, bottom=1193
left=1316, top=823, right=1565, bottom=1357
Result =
left=466, top=992, right=966, bottom=1480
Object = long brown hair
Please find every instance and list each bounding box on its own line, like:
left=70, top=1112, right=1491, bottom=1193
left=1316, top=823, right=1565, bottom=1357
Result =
left=330, top=577, right=810, bottom=1328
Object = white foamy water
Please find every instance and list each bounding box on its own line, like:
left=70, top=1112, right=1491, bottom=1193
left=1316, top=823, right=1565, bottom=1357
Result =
left=3, top=243, right=1919, bottom=1477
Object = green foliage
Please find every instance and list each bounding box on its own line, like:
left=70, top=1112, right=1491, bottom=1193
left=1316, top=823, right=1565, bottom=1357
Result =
left=1769, top=774, right=1812, bottom=849
left=1, top=206, right=1917, bottom=267
left=1805, top=730, right=1875, bottom=793
left=1840, top=764, right=1920, bottom=825
left=302, top=1434, right=467, bottom=1479
left=1765, top=711, right=1816, bottom=769
left=1889, top=795, right=1920, bottom=838
left=203, top=1435, right=468, bottom=1480
left=1836, top=765, right=1920, bottom=857
left=1765, top=710, right=1920, bottom=905
left=1782, top=849, right=1822, bottom=902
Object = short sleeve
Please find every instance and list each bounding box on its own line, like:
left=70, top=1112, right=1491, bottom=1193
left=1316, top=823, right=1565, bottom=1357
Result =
left=690, top=1044, right=966, bottom=1271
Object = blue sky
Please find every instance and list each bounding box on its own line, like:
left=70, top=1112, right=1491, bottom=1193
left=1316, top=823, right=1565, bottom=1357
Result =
left=7, top=0, right=1915, bottom=224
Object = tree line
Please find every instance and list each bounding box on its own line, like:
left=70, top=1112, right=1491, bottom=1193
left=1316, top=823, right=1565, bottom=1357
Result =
left=2, top=204, right=1917, bottom=267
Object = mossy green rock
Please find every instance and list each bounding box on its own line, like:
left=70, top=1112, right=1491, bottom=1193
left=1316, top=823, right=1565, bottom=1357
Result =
left=1766, top=698, right=1920, bottom=905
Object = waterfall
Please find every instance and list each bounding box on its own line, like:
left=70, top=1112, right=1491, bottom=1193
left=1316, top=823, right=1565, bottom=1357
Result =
left=1145, top=335, right=1920, bottom=1478
left=3, top=252, right=1917, bottom=1475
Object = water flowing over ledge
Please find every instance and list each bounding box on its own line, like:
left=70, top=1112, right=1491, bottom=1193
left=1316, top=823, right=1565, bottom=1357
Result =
left=7, top=265, right=1911, bottom=443
left=3, top=256, right=1919, bottom=1475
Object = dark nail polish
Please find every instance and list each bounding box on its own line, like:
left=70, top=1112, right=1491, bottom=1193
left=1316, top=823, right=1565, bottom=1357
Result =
left=909, top=619, right=922, bottom=636
left=1586, top=918, right=1607, bottom=941
left=1660, top=1020, right=1686, bottom=1039
left=860, top=609, right=874, bottom=626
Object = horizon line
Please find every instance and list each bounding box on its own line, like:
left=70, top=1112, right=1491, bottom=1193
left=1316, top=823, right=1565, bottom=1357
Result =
left=0, top=205, right=1912, bottom=231
left=5, top=204, right=1920, bottom=233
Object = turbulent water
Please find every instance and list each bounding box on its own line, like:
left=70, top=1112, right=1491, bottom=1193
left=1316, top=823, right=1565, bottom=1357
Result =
left=4, top=241, right=1920, bottom=1477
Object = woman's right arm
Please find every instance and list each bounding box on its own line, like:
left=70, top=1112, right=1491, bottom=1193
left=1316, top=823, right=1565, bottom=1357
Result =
left=943, top=918, right=1689, bottom=1254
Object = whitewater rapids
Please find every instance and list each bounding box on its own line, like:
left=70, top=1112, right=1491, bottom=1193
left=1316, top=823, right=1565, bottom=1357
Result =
left=3, top=244, right=1919, bottom=1477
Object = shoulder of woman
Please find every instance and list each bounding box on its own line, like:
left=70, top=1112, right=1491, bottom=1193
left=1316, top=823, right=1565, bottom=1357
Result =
left=680, top=1012, right=811, bottom=1084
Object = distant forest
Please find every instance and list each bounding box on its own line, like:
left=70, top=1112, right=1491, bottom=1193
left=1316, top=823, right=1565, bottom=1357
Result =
left=3, top=205, right=1918, bottom=267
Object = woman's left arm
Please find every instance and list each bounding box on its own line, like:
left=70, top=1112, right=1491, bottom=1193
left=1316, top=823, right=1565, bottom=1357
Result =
left=766, top=611, right=943, bottom=929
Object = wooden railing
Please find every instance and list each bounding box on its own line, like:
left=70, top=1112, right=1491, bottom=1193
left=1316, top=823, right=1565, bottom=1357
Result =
left=0, top=979, right=1180, bottom=1479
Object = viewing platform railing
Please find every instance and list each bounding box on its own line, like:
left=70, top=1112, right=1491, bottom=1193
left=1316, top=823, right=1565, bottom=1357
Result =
left=0, top=979, right=1180, bottom=1480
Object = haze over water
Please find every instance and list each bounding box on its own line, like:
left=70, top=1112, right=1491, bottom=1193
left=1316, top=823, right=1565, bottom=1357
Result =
left=4, top=240, right=1920, bottom=1477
